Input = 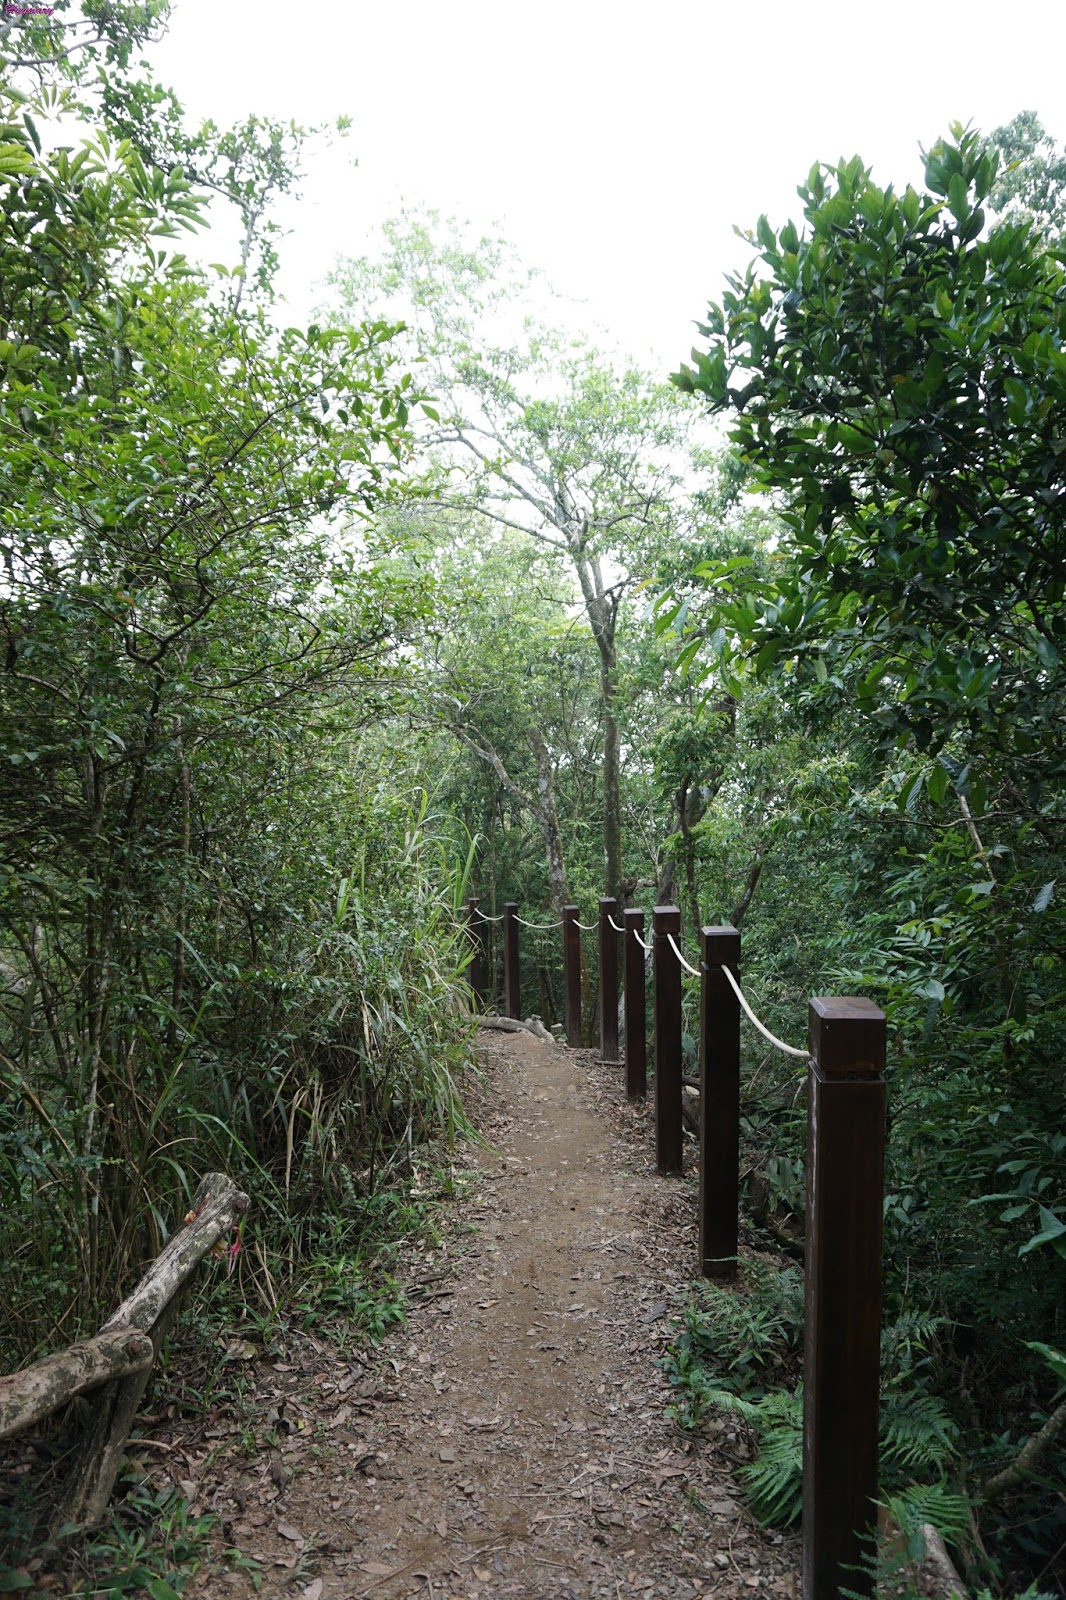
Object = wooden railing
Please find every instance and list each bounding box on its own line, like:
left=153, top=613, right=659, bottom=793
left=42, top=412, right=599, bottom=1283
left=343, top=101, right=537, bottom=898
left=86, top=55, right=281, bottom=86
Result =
left=0, top=1172, right=248, bottom=1535
left=466, top=894, right=887, bottom=1600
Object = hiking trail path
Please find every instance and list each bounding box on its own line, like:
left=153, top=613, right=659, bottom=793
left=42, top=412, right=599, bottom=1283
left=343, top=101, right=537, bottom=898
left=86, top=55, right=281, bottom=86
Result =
left=183, top=1026, right=800, bottom=1599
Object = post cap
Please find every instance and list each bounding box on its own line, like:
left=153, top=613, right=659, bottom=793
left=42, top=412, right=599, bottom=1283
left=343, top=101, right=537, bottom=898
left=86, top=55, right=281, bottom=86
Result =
left=808, top=996, right=886, bottom=1078
left=701, top=924, right=740, bottom=964
left=652, top=905, right=682, bottom=930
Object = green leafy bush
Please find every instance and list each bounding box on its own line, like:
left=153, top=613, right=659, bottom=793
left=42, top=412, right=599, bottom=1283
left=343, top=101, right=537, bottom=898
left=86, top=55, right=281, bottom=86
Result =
left=664, top=1269, right=960, bottom=1530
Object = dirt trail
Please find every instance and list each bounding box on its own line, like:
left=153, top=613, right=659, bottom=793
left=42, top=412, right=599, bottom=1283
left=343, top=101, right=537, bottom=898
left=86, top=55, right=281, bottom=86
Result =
left=194, top=1028, right=799, bottom=1599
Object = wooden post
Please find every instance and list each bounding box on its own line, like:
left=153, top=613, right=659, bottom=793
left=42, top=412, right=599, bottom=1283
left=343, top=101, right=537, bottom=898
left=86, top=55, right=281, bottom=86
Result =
left=623, top=908, right=647, bottom=1098
left=599, top=897, right=620, bottom=1063
left=699, top=925, right=740, bottom=1280
left=563, top=904, right=582, bottom=1046
left=803, top=997, right=887, bottom=1600
left=466, top=897, right=488, bottom=1012
left=653, top=905, right=683, bottom=1175
left=503, top=902, right=521, bottom=1020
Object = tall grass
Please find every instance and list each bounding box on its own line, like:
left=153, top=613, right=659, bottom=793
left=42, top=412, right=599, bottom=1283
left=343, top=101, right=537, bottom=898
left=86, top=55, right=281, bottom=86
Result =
left=0, top=747, right=478, bottom=1368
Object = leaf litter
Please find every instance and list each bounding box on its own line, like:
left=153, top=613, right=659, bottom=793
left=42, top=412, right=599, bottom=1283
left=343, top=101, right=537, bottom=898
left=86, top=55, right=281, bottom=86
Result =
left=136, top=1027, right=801, bottom=1597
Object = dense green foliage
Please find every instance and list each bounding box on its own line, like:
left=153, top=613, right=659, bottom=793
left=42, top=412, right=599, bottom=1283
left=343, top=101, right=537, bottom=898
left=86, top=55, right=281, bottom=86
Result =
left=664, top=1267, right=959, bottom=1536
left=0, top=7, right=474, bottom=1378
left=665, top=125, right=1066, bottom=1592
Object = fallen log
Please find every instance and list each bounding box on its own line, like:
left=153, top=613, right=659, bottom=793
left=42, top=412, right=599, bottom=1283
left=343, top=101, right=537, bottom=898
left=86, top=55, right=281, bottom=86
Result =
left=100, top=1171, right=248, bottom=1336
left=0, top=1330, right=154, bottom=1442
left=879, top=1508, right=968, bottom=1598
left=52, top=1171, right=248, bottom=1534
left=918, top=1522, right=967, bottom=1597
left=982, top=1391, right=1066, bottom=1502
left=478, top=1014, right=556, bottom=1043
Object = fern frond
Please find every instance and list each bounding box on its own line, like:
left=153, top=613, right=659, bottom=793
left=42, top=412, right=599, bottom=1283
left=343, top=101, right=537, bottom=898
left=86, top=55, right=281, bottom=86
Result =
left=971, top=1591, right=1058, bottom=1600
left=698, top=1387, right=761, bottom=1423
left=881, top=1389, right=958, bottom=1479
left=741, top=1390, right=803, bottom=1525
left=881, top=1480, right=972, bottom=1545
left=696, top=1378, right=960, bottom=1535
left=881, top=1308, right=946, bottom=1369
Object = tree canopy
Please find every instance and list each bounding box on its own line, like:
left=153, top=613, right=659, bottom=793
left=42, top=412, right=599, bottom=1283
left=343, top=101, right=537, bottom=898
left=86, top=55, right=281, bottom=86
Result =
left=673, top=125, right=1066, bottom=804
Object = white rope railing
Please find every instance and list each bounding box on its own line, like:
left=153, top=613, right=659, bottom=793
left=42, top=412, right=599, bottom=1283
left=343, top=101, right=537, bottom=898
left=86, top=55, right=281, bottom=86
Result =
left=474, top=910, right=506, bottom=923
left=631, top=928, right=651, bottom=953
left=719, top=963, right=809, bottom=1059
left=667, top=933, right=702, bottom=978
left=607, top=916, right=625, bottom=934
left=514, top=914, right=563, bottom=931
left=574, top=917, right=599, bottom=932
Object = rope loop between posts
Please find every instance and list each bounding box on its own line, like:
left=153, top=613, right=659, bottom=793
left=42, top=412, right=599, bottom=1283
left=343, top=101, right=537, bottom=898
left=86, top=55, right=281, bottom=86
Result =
left=473, top=910, right=506, bottom=923
left=719, top=962, right=809, bottom=1059
left=573, top=918, right=599, bottom=932
left=631, top=928, right=651, bottom=953
left=607, top=916, right=625, bottom=934
left=667, top=933, right=702, bottom=978
left=514, top=914, right=564, bottom=931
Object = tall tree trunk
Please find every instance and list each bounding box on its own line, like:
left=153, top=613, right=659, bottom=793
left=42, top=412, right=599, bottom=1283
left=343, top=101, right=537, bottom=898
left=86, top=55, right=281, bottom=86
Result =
left=678, top=778, right=701, bottom=935
left=655, top=856, right=677, bottom=907
left=572, top=543, right=623, bottom=904
left=529, top=729, right=570, bottom=921
left=601, top=663, right=623, bottom=905
left=730, top=850, right=764, bottom=928
left=165, top=731, right=192, bottom=1063
left=657, top=778, right=704, bottom=922
left=453, top=724, right=570, bottom=922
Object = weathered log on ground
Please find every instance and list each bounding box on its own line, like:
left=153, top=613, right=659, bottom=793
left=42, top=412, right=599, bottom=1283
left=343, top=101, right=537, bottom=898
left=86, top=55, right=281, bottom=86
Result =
left=879, top=1510, right=968, bottom=1598
left=478, top=1014, right=556, bottom=1043
left=52, top=1171, right=248, bottom=1534
left=743, top=1166, right=805, bottom=1259
left=101, top=1171, right=249, bottom=1335
left=983, top=1391, right=1066, bottom=1502
left=0, top=1330, right=154, bottom=1442
left=918, top=1522, right=967, bottom=1597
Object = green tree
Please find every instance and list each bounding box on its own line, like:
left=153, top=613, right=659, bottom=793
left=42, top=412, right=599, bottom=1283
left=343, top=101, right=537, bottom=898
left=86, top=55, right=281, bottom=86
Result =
left=672, top=126, right=1066, bottom=808
left=327, top=214, right=707, bottom=904
left=989, top=110, right=1066, bottom=237
left=0, top=15, right=471, bottom=1370
left=670, top=125, right=1066, bottom=1585
left=380, top=503, right=602, bottom=922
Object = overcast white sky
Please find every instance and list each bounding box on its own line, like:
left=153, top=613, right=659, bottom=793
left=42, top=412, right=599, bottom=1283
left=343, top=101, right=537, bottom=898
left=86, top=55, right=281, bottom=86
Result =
left=153, top=0, right=1066, bottom=371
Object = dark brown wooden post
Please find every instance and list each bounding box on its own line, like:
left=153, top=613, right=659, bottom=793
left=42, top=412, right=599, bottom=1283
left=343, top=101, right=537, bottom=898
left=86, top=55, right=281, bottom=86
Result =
left=599, top=897, right=620, bottom=1063
left=563, top=904, right=582, bottom=1046
left=503, top=902, right=521, bottom=1020
left=699, top=925, right=740, bottom=1279
left=803, top=997, right=887, bottom=1600
left=623, top=908, right=647, bottom=1098
left=466, top=897, right=488, bottom=1012
left=653, top=905, right=683, bottom=1175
